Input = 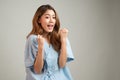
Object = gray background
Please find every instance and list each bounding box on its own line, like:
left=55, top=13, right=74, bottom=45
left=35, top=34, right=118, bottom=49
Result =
left=0, top=0, right=120, bottom=80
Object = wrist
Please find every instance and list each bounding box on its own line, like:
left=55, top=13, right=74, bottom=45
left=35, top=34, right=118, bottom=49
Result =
left=38, top=46, right=44, bottom=53
left=61, top=37, right=67, bottom=43
left=61, top=39, right=67, bottom=47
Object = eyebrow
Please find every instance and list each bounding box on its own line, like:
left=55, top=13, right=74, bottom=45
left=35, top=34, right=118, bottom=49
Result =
left=44, top=14, right=55, bottom=16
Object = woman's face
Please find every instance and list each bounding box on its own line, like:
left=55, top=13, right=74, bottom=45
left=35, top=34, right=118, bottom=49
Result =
left=39, top=9, right=56, bottom=33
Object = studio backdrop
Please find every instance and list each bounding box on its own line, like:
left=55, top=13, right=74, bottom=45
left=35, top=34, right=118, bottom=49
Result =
left=0, top=0, right=120, bottom=80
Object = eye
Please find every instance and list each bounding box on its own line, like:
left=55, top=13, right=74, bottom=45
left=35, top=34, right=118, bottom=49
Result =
left=53, top=16, right=56, bottom=19
left=45, top=16, right=49, bottom=19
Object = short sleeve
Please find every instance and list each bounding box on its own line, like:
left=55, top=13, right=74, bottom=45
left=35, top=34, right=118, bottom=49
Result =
left=66, top=38, right=74, bottom=62
left=24, top=35, right=38, bottom=68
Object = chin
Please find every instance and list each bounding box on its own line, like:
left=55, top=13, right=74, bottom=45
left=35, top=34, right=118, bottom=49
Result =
left=48, top=31, right=53, bottom=33
left=47, top=30, right=53, bottom=33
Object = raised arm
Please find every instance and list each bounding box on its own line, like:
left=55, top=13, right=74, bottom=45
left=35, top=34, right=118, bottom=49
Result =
left=59, top=28, right=68, bottom=68
left=34, top=35, right=44, bottom=74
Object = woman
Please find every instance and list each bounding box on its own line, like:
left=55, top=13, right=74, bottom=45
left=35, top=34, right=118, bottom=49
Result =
left=24, top=4, right=74, bottom=80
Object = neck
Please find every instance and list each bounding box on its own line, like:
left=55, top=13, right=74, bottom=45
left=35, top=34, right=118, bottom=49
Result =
left=42, top=32, right=51, bottom=44
left=42, top=30, right=49, bottom=37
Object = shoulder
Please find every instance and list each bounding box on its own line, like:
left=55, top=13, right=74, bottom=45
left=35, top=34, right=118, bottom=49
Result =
left=27, top=34, right=37, bottom=44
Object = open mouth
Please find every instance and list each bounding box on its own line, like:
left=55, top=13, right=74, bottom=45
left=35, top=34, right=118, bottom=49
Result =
left=47, top=25, right=53, bottom=27
left=47, top=25, right=53, bottom=29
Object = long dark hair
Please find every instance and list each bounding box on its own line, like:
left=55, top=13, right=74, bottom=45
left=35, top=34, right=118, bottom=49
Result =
left=27, top=4, right=61, bottom=52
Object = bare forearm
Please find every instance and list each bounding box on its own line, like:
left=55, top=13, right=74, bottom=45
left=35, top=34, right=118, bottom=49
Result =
left=34, top=46, right=44, bottom=74
left=59, top=39, right=67, bottom=68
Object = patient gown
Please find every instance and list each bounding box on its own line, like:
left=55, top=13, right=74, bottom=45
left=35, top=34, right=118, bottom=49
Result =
left=24, top=34, right=74, bottom=80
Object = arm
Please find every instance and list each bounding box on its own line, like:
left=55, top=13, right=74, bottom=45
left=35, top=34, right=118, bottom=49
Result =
left=59, top=38, right=67, bottom=68
left=59, top=28, right=68, bottom=68
left=34, top=35, right=44, bottom=74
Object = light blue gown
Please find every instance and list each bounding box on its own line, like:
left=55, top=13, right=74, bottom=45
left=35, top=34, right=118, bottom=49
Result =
left=24, top=34, right=74, bottom=80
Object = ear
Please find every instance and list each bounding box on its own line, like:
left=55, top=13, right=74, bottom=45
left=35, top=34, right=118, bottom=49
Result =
left=38, top=18, right=41, bottom=23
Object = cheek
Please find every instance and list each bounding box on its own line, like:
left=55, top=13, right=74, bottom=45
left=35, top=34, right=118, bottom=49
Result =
left=40, top=20, right=47, bottom=26
left=39, top=17, right=47, bottom=24
left=54, top=20, right=56, bottom=24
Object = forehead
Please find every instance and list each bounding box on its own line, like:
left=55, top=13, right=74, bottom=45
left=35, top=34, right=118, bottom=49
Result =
left=43, top=9, right=55, bottom=16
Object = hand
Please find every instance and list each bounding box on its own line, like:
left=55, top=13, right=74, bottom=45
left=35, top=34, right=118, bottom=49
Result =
left=37, top=35, right=44, bottom=48
left=59, top=28, right=68, bottom=42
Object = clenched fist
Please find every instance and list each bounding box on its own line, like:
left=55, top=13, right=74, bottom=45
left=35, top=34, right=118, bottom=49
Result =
left=37, top=35, right=44, bottom=48
left=59, top=28, right=68, bottom=42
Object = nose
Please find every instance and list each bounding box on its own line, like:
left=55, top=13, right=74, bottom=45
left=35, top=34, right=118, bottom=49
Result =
left=49, top=17, right=54, bottom=23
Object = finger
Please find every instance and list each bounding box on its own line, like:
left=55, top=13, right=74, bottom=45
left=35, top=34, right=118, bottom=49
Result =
left=61, top=28, right=68, bottom=31
left=63, top=29, right=68, bottom=33
left=38, top=35, right=43, bottom=38
left=66, top=29, right=68, bottom=33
